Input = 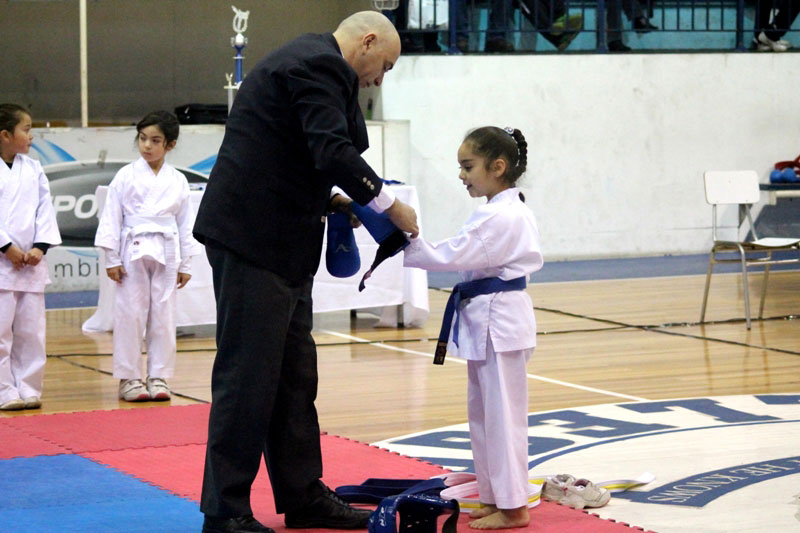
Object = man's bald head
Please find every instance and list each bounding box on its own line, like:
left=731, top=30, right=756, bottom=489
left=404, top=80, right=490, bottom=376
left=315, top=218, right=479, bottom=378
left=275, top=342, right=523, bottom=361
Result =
left=334, top=11, right=401, bottom=89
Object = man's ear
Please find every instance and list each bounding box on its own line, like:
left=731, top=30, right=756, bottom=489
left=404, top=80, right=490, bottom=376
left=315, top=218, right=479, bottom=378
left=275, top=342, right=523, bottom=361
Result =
left=165, top=140, right=177, bottom=152
left=362, top=32, right=377, bottom=51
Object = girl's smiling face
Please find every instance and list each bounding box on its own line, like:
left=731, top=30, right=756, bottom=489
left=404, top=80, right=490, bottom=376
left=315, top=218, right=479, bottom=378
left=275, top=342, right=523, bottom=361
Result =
left=457, top=141, right=508, bottom=201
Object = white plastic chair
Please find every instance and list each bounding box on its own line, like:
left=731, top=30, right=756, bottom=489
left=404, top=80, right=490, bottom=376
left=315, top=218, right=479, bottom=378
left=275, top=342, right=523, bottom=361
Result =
left=700, top=170, right=800, bottom=329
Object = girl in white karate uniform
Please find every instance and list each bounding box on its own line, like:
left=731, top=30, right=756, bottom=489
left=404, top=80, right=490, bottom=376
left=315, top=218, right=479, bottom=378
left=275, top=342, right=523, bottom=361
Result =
left=403, top=126, right=542, bottom=530
left=0, top=104, right=62, bottom=411
left=95, top=111, right=201, bottom=402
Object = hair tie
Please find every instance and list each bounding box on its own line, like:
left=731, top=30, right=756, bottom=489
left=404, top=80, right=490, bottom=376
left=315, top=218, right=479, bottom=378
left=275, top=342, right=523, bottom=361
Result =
left=503, top=127, right=521, bottom=166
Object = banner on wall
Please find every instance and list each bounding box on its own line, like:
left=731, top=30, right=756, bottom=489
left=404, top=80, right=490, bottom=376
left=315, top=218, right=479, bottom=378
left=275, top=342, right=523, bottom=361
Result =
left=32, top=125, right=225, bottom=293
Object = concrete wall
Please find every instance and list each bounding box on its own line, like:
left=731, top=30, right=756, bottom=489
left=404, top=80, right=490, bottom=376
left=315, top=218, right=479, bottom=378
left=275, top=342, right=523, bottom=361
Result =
left=371, top=53, right=800, bottom=259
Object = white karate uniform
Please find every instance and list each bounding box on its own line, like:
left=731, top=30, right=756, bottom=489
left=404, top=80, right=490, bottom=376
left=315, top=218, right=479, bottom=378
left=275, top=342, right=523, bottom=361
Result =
left=0, top=155, right=61, bottom=404
left=94, top=157, right=202, bottom=380
left=403, top=187, right=543, bottom=509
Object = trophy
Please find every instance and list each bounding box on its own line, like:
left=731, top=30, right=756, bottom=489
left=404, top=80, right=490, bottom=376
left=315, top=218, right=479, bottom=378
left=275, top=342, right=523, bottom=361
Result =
left=225, top=5, right=250, bottom=112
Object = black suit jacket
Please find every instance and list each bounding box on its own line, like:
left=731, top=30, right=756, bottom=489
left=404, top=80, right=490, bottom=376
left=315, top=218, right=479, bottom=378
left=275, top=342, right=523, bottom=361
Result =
left=193, top=33, right=383, bottom=282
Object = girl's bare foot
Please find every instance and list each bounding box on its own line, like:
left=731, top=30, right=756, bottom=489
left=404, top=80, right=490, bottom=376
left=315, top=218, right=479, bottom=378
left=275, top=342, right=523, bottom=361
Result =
left=468, top=506, right=530, bottom=530
left=469, top=504, right=498, bottom=518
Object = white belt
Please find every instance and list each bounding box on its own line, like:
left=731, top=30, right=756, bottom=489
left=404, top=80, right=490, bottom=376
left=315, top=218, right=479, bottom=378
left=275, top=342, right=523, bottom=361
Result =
left=438, top=471, right=655, bottom=510
left=122, top=214, right=179, bottom=303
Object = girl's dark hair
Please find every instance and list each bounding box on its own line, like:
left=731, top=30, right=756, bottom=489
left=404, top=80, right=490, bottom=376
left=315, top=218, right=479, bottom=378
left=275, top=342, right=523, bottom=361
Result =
left=135, top=110, right=180, bottom=145
left=0, top=103, right=31, bottom=135
left=463, top=126, right=528, bottom=186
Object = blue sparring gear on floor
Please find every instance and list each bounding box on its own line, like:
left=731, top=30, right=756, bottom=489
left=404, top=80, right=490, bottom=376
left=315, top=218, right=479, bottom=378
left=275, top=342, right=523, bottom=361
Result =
left=349, top=202, right=409, bottom=292
left=336, top=477, right=459, bottom=533
left=326, top=212, right=361, bottom=278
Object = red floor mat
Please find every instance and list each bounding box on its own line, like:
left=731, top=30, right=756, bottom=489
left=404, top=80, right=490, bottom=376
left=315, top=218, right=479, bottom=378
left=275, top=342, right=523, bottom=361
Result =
left=8, top=405, right=653, bottom=532
left=2, top=404, right=209, bottom=452
left=0, top=421, right=69, bottom=458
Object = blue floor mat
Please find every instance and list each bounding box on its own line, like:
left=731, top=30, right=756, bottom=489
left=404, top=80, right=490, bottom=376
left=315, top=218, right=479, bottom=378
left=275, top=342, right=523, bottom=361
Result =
left=0, top=454, right=202, bottom=532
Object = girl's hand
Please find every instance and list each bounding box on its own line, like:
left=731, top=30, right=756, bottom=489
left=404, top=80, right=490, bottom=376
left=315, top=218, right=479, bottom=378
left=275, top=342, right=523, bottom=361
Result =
left=3, top=245, right=26, bottom=270
left=177, top=272, right=192, bottom=289
left=106, top=266, right=126, bottom=283
left=24, top=248, right=44, bottom=266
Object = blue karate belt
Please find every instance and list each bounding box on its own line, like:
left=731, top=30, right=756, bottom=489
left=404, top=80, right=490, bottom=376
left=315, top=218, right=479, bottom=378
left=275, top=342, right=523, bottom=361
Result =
left=434, top=276, right=527, bottom=365
left=336, top=478, right=459, bottom=533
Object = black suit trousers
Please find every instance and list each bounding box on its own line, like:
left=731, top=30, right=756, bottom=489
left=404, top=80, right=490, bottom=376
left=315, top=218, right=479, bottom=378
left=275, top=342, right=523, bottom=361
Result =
left=201, top=240, right=323, bottom=517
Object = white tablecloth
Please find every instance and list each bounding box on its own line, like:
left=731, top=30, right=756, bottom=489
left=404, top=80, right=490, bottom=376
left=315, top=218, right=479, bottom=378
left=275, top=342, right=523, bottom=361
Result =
left=82, top=184, right=429, bottom=332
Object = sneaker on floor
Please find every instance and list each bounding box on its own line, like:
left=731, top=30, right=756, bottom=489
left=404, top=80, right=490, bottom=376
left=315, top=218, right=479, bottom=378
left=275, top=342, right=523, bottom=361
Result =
left=23, top=397, right=42, bottom=409
left=146, top=377, right=171, bottom=401
left=776, top=38, right=792, bottom=49
left=561, top=479, right=611, bottom=509
left=119, top=379, right=150, bottom=402
left=543, top=474, right=576, bottom=502
left=757, top=32, right=788, bottom=52
left=0, top=398, right=24, bottom=411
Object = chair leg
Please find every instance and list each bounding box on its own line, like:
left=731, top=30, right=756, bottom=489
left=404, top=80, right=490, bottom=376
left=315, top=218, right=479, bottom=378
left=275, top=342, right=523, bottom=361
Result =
left=740, top=254, right=751, bottom=330
left=758, top=262, right=771, bottom=320
left=700, top=253, right=715, bottom=324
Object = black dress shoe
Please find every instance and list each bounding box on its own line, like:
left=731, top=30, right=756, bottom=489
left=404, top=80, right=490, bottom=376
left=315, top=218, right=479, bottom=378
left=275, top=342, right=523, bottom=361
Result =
left=284, top=483, right=372, bottom=529
left=633, top=17, right=658, bottom=33
left=202, top=514, right=274, bottom=533
left=608, top=40, right=632, bottom=52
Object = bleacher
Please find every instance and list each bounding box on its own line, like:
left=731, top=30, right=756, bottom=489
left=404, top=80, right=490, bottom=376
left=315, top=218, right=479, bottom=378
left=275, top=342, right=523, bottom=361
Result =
left=393, top=0, right=800, bottom=52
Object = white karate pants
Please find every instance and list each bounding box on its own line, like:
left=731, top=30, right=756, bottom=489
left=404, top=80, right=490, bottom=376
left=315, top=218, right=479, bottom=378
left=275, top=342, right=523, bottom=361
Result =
left=467, top=341, right=533, bottom=510
left=112, top=255, right=177, bottom=380
left=0, top=290, right=46, bottom=403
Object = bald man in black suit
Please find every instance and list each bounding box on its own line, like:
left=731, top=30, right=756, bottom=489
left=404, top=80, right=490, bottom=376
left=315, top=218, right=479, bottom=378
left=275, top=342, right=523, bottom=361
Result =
left=194, top=11, right=418, bottom=533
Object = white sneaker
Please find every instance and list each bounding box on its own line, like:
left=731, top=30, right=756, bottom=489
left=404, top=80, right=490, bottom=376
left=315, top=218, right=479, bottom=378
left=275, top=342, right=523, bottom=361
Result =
left=757, top=32, right=788, bottom=52
left=776, top=38, right=792, bottom=49
left=146, top=377, right=171, bottom=401
left=543, top=474, right=576, bottom=502
left=561, top=479, right=611, bottom=509
left=119, top=379, right=150, bottom=402
left=23, top=397, right=42, bottom=409
left=0, top=398, right=24, bottom=411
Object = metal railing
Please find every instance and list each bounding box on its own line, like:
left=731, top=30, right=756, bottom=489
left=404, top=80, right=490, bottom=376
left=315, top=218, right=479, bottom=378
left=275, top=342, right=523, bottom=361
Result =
left=385, top=0, right=799, bottom=53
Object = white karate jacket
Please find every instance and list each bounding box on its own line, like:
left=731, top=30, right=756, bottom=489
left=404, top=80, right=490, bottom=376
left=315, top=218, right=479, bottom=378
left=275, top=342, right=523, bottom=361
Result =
left=0, top=154, right=61, bottom=292
left=403, top=188, right=543, bottom=360
left=94, top=157, right=201, bottom=272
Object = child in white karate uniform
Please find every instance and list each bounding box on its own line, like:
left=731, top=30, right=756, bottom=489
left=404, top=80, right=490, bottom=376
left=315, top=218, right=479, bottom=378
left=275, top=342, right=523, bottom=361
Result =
left=95, top=111, right=202, bottom=402
left=0, top=104, right=62, bottom=411
left=403, top=126, right=542, bottom=530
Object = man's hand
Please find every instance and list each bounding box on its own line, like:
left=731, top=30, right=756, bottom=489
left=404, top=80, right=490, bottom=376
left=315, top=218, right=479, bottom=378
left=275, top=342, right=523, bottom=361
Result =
left=106, top=265, right=126, bottom=283
left=385, top=199, right=419, bottom=238
left=329, top=193, right=362, bottom=228
left=177, top=272, right=192, bottom=289
left=24, top=248, right=44, bottom=267
left=4, top=245, right=26, bottom=270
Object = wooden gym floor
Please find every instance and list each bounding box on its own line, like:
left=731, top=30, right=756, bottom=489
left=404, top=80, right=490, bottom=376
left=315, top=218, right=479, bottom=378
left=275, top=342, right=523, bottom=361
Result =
left=5, top=269, right=798, bottom=446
